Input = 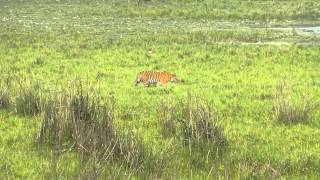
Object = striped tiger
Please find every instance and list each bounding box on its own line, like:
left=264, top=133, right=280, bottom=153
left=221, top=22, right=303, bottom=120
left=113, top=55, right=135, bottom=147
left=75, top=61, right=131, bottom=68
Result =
left=135, top=71, right=177, bottom=87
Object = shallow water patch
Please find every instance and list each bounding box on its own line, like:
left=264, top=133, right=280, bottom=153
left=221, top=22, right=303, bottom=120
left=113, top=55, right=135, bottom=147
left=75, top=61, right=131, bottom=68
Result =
left=298, top=26, right=320, bottom=33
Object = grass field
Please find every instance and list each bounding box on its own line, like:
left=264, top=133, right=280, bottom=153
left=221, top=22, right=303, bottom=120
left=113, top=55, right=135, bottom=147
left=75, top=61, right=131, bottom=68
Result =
left=1, top=0, right=320, bottom=179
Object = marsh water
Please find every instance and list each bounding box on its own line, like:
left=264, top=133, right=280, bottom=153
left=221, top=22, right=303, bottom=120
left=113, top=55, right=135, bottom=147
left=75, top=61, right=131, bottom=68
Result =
left=299, top=26, right=320, bottom=33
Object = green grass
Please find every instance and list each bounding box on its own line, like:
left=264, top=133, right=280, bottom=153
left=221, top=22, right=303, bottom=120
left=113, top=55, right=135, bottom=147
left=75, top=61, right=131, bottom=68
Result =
left=1, top=0, right=320, bottom=23
left=0, top=0, right=320, bottom=179
left=0, top=111, right=48, bottom=178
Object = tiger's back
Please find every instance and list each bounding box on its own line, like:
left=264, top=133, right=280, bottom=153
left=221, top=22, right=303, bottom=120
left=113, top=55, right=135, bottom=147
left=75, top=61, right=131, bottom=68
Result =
left=135, top=71, right=177, bottom=87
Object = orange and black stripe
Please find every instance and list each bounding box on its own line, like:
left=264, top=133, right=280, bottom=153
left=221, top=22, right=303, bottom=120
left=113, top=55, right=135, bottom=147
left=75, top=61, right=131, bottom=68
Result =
left=135, top=71, right=177, bottom=87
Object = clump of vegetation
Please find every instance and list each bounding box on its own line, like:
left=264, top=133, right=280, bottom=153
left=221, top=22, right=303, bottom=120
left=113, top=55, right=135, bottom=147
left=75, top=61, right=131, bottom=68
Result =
left=179, top=94, right=227, bottom=148
left=159, top=95, right=177, bottom=137
left=15, top=81, right=41, bottom=116
left=0, top=78, right=11, bottom=109
left=273, top=82, right=313, bottom=124
left=0, top=90, right=10, bottom=109
left=39, top=82, right=151, bottom=176
left=159, top=92, right=228, bottom=150
left=32, top=57, right=45, bottom=67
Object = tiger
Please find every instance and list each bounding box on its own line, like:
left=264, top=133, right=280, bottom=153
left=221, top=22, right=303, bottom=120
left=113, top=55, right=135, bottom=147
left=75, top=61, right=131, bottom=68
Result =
left=135, top=71, right=177, bottom=87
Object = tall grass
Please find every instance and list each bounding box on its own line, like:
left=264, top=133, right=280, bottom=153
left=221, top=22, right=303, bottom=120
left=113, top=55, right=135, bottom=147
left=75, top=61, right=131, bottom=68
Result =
left=0, top=78, right=11, bottom=109
left=39, top=83, right=116, bottom=152
left=159, top=95, right=177, bottom=137
left=273, top=82, right=313, bottom=124
left=15, top=81, right=41, bottom=116
left=38, top=82, right=162, bottom=177
left=159, top=92, right=228, bottom=151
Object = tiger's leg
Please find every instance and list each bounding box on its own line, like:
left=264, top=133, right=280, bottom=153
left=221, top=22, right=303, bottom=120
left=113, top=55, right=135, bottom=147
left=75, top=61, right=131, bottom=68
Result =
left=160, top=80, right=168, bottom=86
left=143, top=81, right=150, bottom=87
left=149, top=79, right=158, bottom=87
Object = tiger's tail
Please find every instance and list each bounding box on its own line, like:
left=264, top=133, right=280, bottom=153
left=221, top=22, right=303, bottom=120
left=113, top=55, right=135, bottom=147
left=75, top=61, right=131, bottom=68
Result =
left=134, top=73, right=142, bottom=86
left=134, top=79, right=140, bottom=86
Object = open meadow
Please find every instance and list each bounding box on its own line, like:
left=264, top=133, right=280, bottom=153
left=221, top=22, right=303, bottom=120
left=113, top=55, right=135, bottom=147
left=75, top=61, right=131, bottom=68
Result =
left=0, top=0, right=320, bottom=179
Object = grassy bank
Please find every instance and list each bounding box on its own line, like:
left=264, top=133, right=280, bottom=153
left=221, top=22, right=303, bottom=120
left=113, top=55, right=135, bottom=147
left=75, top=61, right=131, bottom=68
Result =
left=1, top=0, right=320, bottom=23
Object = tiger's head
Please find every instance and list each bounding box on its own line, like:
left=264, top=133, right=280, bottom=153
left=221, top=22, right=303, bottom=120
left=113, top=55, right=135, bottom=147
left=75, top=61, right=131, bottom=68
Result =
left=170, top=73, right=177, bottom=83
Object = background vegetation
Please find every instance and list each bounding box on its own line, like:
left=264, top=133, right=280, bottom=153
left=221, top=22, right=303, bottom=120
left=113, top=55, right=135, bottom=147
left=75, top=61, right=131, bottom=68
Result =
left=0, top=0, right=320, bottom=179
